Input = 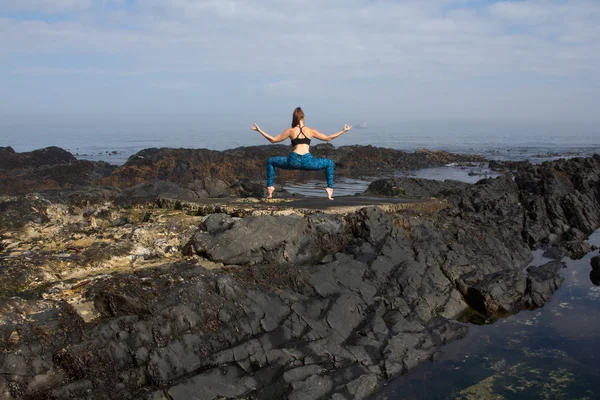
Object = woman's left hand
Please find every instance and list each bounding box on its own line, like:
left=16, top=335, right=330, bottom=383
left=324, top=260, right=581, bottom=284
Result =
left=251, top=123, right=260, bottom=131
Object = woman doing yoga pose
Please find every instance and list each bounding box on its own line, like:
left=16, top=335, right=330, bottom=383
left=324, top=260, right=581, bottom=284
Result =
left=251, top=107, right=352, bottom=200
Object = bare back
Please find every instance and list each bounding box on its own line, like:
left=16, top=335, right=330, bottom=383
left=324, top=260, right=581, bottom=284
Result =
left=290, top=126, right=318, bottom=155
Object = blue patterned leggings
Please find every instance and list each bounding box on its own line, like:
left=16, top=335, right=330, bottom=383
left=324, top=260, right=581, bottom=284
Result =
left=266, top=152, right=335, bottom=188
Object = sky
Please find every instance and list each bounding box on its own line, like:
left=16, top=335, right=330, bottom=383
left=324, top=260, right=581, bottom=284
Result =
left=1, top=0, right=599, bottom=132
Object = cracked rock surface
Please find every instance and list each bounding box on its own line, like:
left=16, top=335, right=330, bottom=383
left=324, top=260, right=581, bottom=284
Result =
left=1, top=154, right=599, bottom=399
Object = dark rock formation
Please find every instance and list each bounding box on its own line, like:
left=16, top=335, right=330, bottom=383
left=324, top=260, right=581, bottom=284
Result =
left=0, top=195, right=52, bottom=230
left=0, top=147, right=116, bottom=195
left=116, top=180, right=203, bottom=205
left=365, top=177, right=470, bottom=198
left=103, top=145, right=485, bottom=189
left=591, top=255, right=600, bottom=271
left=514, top=157, right=600, bottom=253
left=0, top=145, right=485, bottom=199
left=542, top=246, right=567, bottom=261
left=1, top=206, right=473, bottom=400
left=368, top=156, right=600, bottom=250
left=1, top=153, right=599, bottom=400
left=591, top=271, right=600, bottom=286
left=366, top=155, right=600, bottom=316
left=0, top=146, right=76, bottom=169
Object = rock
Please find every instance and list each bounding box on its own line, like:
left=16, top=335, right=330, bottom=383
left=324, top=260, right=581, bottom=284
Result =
left=167, top=366, right=255, bottom=400
left=0, top=196, right=51, bottom=230
left=230, top=178, right=265, bottom=198
left=0, top=148, right=115, bottom=195
left=346, top=374, right=380, bottom=400
left=116, top=180, right=201, bottom=205
left=199, top=213, right=237, bottom=234
left=50, top=380, right=93, bottom=399
left=8, top=331, right=19, bottom=345
left=283, top=365, right=326, bottom=383
left=288, top=375, right=334, bottom=400
left=188, top=177, right=233, bottom=198
left=526, top=262, right=564, bottom=307
left=190, top=214, right=309, bottom=265
left=462, top=270, right=528, bottom=315
left=39, top=186, right=121, bottom=205
left=365, top=177, right=469, bottom=198
left=562, top=241, right=593, bottom=259
left=0, top=146, right=76, bottom=169
left=542, top=246, right=567, bottom=261
left=591, top=270, right=600, bottom=286
left=590, top=255, right=600, bottom=271
left=563, top=227, right=588, bottom=242
left=69, top=301, right=101, bottom=323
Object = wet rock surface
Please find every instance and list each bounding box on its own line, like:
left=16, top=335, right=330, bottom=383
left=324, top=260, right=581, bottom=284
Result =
left=0, top=152, right=599, bottom=399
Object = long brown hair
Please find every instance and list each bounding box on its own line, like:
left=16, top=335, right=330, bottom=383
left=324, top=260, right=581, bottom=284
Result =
left=291, top=107, right=305, bottom=128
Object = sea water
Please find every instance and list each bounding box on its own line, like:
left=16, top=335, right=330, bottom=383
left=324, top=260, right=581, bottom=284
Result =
left=2, top=119, right=598, bottom=167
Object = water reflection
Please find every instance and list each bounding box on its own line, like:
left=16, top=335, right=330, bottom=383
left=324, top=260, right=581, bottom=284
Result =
left=373, top=230, right=600, bottom=400
left=284, top=176, right=371, bottom=197
left=283, top=164, right=496, bottom=197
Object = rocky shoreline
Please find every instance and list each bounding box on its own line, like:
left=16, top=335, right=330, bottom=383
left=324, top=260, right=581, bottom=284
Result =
left=0, top=145, right=485, bottom=196
left=1, top=146, right=599, bottom=399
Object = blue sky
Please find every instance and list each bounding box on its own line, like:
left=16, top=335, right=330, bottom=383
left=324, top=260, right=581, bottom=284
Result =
left=0, top=0, right=599, bottom=132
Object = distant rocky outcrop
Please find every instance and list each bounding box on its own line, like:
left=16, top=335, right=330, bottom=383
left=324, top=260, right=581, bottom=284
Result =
left=0, top=146, right=116, bottom=195
left=0, top=146, right=77, bottom=169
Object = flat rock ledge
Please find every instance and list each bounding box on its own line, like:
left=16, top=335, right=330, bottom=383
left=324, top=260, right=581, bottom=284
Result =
left=0, top=155, right=599, bottom=400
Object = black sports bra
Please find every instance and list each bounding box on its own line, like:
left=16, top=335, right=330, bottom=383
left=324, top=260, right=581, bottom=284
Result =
left=291, top=126, right=311, bottom=147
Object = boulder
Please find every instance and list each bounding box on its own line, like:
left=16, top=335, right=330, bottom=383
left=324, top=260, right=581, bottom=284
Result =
left=591, top=255, right=600, bottom=271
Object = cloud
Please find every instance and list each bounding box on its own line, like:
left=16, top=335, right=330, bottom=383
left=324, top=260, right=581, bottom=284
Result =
left=152, top=80, right=201, bottom=91
left=2, top=0, right=597, bottom=78
left=12, top=66, right=138, bottom=76
left=0, top=0, right=599, bottom=120
left=0, top=0, right=93, bottom=13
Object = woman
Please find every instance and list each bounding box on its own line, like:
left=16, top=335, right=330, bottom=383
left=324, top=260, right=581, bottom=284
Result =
left=251, top=107, right=352, bottom=200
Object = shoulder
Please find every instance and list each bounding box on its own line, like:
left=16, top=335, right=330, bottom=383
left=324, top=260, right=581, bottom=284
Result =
left=306, top=127, right=320, bottom=136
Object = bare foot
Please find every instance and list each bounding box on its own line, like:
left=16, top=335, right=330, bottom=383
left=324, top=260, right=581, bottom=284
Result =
left=266, top=186, right=275, bottom=199
left=325, top=187, right=334, bottom=200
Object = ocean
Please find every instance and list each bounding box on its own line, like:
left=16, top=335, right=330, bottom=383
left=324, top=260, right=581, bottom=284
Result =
left=2, top=119, right=598, bottom=165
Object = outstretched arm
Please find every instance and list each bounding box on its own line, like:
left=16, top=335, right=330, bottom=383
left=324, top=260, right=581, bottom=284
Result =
left=311, top=124, right=352, bottom=142
left=251, top=123, right=291, bottom=144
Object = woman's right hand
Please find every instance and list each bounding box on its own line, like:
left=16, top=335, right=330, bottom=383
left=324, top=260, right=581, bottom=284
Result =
left=251, top=123, right=260, bottom=131
left=343, top=124, right=352, bottom=132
